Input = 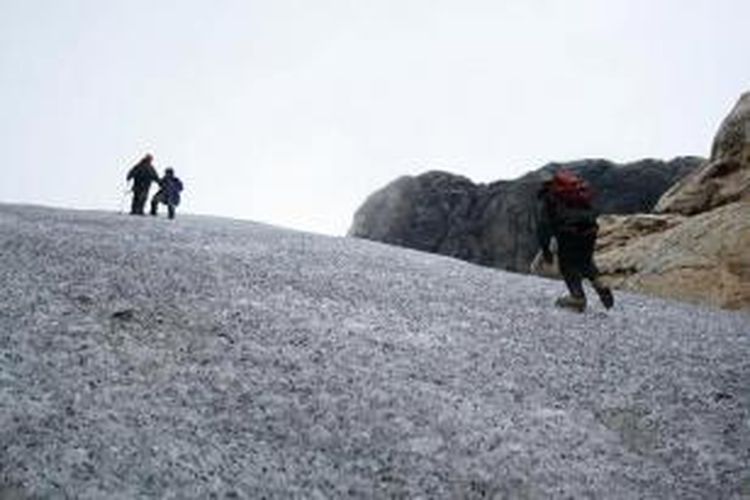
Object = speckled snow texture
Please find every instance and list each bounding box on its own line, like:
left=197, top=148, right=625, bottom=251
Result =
left=1, top=204, right=748, bottom=499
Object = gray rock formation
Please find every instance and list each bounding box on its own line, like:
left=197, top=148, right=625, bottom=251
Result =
left=349, top=158, right=702, bottom=271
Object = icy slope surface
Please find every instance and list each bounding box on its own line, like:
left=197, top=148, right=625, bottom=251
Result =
left=1, top=204, right=748, bottom=498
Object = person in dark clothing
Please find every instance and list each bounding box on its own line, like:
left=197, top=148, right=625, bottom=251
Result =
left=126, top=154, right=160, bottom=215
left=150, top=168, right=183, bottom=219
left=537, top=170, right=614, bottom=312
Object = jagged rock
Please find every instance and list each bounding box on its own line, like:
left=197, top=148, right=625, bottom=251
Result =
left=595, top=91, right=750, bottom=309
left=596, top=213, right=686, bottom=253
left=349, top=158, right=701, bottom=272
left=656, top=92, right=750, bottom=214
left=348, top=171, right=479, bottom=257
left=597, top=202, right=750, bottom=309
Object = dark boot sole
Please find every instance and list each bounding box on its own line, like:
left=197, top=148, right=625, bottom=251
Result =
left=596, top=287, right=614, bottom=309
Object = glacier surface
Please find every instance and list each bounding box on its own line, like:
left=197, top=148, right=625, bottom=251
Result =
left=0, top=204, right=748, bottom=498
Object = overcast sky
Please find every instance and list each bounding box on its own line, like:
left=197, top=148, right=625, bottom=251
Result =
left=1, top=1, right=748, bottom=235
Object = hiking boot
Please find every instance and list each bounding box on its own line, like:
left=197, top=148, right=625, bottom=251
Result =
left=555, top=295, right=586, bottom=312
left=595, top=287, right=614, bottom=309
left=591, top=279, right=614, bottom=309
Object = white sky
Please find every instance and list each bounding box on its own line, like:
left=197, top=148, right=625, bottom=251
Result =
left=1, top=0, right=748, bottom=235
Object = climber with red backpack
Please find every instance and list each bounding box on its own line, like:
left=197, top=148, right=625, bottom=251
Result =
left=537, top=169, right=614, bottom=312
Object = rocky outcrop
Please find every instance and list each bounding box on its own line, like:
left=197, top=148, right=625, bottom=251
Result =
left=350, top=93, right=750, bottom=309
left=597, top=203, right=750, bottom=309
left=596, top=213, right=686, bottom=252
left=596, top=93, right=750, bottom=309
left=655, top=92, right=750, bottom=214
left=349, top=158, right=701, bottom=272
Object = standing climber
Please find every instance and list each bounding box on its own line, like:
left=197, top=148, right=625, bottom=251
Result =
left=126, top=154, right=160, bottom=215
left=537, top=169, right=614, bottom=312
left=150, top=167, right=184, bottom=219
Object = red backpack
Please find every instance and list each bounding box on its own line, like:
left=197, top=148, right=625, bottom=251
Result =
left=550, top=169, right=594, bottom=208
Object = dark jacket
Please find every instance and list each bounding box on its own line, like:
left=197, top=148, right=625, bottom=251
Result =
left=158, top=174, right=183, bottom=206
left=127, top=161, right=160, bottom=191
left=537, top=184, right=599, bottom=255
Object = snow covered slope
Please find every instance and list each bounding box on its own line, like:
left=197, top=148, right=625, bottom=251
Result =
left=1, top=203, right=748, bottom=498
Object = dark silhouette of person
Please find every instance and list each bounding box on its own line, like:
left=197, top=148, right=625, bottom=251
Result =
left=537, top=170, right=614, bottom=312
left=126, top=154, right=160, bottom=215
left=150, top=168, right=184, bottom=219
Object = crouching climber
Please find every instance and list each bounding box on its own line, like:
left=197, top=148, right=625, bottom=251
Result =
left=537, top=169, right=614, bottom=312
left=150, top=168, right=184, bottom=219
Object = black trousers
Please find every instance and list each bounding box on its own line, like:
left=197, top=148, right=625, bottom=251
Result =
left=150, top=191, right=176, bottom=219
left=557, top=232, right=601, bottom=299
left=130, top=187, right=150, bottom=215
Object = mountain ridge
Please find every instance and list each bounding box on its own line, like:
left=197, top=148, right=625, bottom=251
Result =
left=348, top=156, right=701, bottom=272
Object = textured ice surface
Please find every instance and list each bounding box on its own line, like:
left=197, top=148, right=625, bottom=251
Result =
left=0, top=204, right=748, bottom=498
